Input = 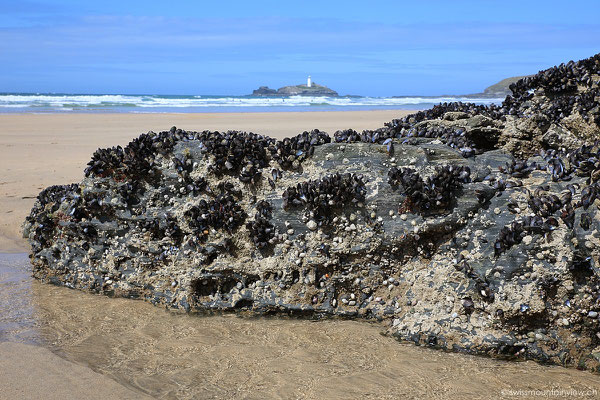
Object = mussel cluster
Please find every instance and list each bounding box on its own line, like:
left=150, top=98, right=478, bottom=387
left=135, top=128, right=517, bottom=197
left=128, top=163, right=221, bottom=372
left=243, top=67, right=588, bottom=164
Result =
left=187, top=177, right=210, bottom=196
left=496, top=182, right=578, bottom=254
left=580, top=182, right=600, bottom=209
left=576, top=88, right=600, bottom=125
left=25, top=184, right=81, bottom=248
left=504, top=53, right=600, bottom=125
left=494, top=185, right=587, bottom=255
left=527, top=192, right=564, bottom=217
left=197, top=129, right=332, bottom=183
left=198, top=131, right=273, bottom=184
left=534, top=144, right=600, bottom=186
left=506, top=87, right=600, bottom=127
left=85, top=146, right=128, bottom=178
left=494, top=156, right=599, bottom=254
left=499, top=159, right=539, bottom=178
left=80, top=194, right=114, bottom=222
left=36, top=183, right=80, bottom=209
left=388, top=165, right=471, bottom=215
left=215, top=181, right=242, bottom=198
left=85, top=130, right=176, bottom=179
left=563, top=142, right=600, bottom=182
left=271, top=129, right=331, bottom=170
left=454, top=255, right=494, bottom=302
left=138, top=214, right=183, bottom=243
left=184, top=194, right=247, bottom=241
left=494, top=215, right=558, bottom=256
left=84, top=127, right=331, bottom=190
left=282, top=173, right=366, bottom=221
left=509, top=54, right=600, bottom=102
left=246, top=200, right=276, bottom=249
left=117, top=182, right=142, bottom=207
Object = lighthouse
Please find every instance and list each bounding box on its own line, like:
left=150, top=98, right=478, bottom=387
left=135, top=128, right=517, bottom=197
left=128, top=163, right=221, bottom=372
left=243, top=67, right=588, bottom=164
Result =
left=307, top=75, right=312, bottom=88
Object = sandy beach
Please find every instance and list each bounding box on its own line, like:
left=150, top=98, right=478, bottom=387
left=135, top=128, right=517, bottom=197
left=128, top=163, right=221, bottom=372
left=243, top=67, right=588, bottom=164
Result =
left=0, top=110, right=408, bottom=253
left=3, top=110, right=600, bottom=400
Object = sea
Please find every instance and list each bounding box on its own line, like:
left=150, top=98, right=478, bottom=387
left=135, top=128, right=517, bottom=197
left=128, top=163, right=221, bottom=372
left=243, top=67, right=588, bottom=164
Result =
left=0, top=93, right=504, bottom=113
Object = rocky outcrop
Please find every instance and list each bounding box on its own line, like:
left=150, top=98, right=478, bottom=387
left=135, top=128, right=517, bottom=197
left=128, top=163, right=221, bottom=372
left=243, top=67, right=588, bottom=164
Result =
left=24, top=53, right=600, bottom=371
left=250, top=83, right=338, bottom=97
left=251, top=86, right=277, bottom=96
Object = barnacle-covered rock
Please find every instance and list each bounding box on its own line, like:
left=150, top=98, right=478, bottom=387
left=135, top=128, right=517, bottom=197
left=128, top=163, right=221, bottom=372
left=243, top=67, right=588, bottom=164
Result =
left=24, top=52, right=600, bottom=373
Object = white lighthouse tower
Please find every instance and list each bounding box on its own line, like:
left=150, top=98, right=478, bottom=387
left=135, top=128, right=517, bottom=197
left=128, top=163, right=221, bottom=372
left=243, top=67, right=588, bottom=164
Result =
left=307, top=75, right=312, bottom=87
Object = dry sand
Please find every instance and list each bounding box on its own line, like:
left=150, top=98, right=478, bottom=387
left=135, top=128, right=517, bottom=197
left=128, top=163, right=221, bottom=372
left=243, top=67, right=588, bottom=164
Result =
left=0, top=110, right=409, bottom=253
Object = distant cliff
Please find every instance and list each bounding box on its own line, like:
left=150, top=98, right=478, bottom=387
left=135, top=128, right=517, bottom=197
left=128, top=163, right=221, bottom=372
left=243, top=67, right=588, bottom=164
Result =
left=467, top=75, right=531, bottom=98
left=252, top=83, right=338, bottom=97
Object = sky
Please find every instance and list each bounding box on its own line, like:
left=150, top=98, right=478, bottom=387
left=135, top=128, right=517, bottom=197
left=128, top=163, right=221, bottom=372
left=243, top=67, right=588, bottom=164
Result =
left=1, top=0, right=599, bottom=96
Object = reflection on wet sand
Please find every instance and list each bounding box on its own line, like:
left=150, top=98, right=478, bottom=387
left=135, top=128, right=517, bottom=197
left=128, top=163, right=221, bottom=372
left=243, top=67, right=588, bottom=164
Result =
left=0, top=253, right=43, bottom=344
left=2, top=253, right=600, bottom=399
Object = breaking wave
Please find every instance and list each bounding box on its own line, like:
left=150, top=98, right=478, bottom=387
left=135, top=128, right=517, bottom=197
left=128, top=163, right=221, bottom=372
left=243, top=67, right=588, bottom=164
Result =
left=0, top=93, right=504, bottom=113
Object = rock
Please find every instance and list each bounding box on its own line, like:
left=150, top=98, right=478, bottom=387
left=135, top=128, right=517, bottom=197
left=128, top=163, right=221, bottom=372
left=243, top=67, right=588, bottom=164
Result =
left=24, top=52, right=600, bottom=373
left=251, top=83, right=338, bottom=97
left=443, top=111, right=469, bottom=121
left=251, top=86, right=277, bottom=96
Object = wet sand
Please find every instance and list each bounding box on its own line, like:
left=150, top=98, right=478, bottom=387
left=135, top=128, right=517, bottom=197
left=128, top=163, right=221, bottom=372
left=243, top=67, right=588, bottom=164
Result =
left=2, top=253, right=600, bottom=399
left=0, top=110, right=409, bottom=253
left=0, top=342, right=151, bottom=400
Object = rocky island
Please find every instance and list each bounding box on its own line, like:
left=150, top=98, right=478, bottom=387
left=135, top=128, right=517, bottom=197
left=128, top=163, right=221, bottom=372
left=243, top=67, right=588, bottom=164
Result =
left=251, top=79, right=338, bottom=97
left=25, top=53, right=600, bottom=372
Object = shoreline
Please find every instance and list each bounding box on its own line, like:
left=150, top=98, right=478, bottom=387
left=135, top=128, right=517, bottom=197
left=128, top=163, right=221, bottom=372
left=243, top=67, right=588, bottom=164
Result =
left=0, top=108, right=420, bottom=115
left=0, top=93, right=504, bottom=115
left=0, top=108, right=420, bottom=116
left=0, top=110, right=412, bottom=253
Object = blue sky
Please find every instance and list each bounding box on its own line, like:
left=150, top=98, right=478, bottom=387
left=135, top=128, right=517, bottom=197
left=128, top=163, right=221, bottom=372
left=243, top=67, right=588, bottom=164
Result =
left=1, top=0, right=599, bottom=96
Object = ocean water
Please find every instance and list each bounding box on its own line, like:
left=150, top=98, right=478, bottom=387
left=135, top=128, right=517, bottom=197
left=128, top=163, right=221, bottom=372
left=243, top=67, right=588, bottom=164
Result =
left=0, top=93, right=504, bottom=113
